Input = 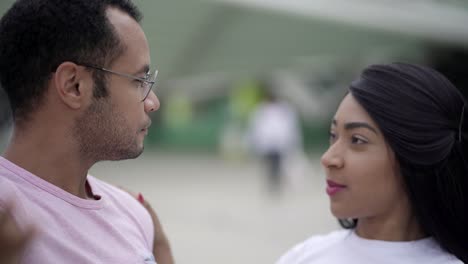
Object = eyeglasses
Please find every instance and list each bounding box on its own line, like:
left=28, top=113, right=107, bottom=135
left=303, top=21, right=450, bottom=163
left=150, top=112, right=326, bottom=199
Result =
left=80, top=63, right=158, bottom=102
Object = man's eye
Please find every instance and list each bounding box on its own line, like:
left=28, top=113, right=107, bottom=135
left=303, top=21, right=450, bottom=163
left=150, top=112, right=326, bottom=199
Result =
left=134, top=80, right=144, bottom=86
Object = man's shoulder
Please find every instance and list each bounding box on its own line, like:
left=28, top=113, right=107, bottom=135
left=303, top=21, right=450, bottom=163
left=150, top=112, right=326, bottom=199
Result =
left=0, top=177, right=15, bottom=207
left=0, top=159, right=17, bottom=180
left=0, top=166, right=22, bottom=197
left=0, top=157, right=33, bottom=190
left=0, top=168, right=28, bottom=214
left=87, top=176, right=146, bottom=213
left=87, top=175, right=154, bottom=245
left=87, top=175, right=119, bottom=192
left=87, top=176, right=131, bottom=201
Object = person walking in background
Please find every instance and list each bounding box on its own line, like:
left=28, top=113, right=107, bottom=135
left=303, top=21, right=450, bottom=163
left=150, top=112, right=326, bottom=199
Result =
left=0, top=0, right=174, bottom=263
left=248, top=86, right=302, bottom=194
left=277, top=63, right=467, bottom=263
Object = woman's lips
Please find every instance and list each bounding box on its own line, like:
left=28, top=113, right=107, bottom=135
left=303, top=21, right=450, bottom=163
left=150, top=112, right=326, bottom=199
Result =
left=326, top=180, right=347, bottom=196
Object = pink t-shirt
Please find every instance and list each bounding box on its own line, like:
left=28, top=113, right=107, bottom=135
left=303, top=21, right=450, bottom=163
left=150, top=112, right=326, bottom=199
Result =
left=0, top=157, right=156, bottom=264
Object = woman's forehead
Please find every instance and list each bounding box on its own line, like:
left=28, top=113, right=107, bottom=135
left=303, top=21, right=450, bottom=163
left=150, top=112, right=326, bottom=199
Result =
left=333, top=94, right=376, bottom=127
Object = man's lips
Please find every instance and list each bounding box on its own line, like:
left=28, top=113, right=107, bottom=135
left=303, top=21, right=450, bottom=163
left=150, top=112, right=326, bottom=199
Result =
left=141, top=121, right=152, bottom=132
left=140, top=126, right=150, bottom=135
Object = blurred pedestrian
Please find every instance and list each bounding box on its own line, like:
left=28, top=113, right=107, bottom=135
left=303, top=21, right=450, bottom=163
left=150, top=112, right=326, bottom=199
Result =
left=248, top=86, right=302, bottom=194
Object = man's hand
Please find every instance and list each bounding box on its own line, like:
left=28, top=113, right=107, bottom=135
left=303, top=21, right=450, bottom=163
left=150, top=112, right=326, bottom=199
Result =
left=0, top=206, right=35, bottom=264
left=119, top=188, right=175, bottom=264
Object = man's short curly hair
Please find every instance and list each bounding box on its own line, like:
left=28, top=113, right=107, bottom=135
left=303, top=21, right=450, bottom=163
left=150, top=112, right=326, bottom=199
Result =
left=0, top=0, right=142, bottom=122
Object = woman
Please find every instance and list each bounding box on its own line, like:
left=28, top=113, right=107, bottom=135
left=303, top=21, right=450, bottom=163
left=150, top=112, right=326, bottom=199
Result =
left=277, top=63, right=467, bottom=263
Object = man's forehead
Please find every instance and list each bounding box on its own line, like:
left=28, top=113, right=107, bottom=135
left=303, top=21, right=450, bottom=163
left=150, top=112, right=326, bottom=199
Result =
left=105, top=7, right=141, bottom=33
left=105, top=7, right=150, bottom=71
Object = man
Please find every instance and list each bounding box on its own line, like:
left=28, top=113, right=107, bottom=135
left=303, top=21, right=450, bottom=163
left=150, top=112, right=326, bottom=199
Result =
left=0, top=0, right=174, bottom=263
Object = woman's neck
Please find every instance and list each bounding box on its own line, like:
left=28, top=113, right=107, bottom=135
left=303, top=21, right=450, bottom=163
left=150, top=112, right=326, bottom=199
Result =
left=355, top=209, right=426, bottom=241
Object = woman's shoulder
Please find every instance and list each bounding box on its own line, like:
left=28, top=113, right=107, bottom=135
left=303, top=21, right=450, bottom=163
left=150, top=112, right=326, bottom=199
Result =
left=299, top=229, right=350, bottom=248
left=276, top=229, right=464, bottom=264
left=276, top=230, right=350, bottom=264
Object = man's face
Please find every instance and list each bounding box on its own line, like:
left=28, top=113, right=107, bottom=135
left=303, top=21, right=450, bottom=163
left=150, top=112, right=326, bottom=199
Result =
left=74, top=7, right=159, bottom=161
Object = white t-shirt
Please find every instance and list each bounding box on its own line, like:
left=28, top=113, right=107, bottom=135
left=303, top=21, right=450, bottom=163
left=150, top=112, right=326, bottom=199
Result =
left=277, top=230, right=462, bottom=264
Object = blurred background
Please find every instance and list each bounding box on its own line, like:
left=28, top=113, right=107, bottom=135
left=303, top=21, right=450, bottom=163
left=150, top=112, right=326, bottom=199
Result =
left=1, top=0, right=468, bottom=263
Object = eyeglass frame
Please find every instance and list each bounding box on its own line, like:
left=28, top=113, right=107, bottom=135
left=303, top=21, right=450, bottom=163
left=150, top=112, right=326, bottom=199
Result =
left=78, top=63, right=158, bottom=102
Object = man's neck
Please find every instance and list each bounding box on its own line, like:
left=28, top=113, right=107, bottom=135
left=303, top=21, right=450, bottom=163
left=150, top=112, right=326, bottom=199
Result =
left=3, top=127, right=94, bottom=199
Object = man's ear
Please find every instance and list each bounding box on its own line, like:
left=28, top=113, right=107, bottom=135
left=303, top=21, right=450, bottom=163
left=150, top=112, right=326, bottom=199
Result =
left=53, top=62, right=92, bottom=109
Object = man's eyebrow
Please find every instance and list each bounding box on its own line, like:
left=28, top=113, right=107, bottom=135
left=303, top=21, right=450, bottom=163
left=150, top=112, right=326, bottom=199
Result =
left=133, top=64, right=150, bottom=75
left=331, top=119, right=378, bottom=134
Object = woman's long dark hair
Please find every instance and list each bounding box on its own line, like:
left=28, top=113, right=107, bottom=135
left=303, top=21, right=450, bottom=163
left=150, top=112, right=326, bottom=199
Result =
left=341, top=63, right=467, bottom=262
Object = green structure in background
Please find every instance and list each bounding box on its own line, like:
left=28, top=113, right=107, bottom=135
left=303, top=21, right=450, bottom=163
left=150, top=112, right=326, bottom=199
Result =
left=146, top=79, right=330, bottom=154
left=147, top=91, right=228, bottom=151
left=147, top=79, right=262, bottom=152
left=228, top=79, right=263, bottom=123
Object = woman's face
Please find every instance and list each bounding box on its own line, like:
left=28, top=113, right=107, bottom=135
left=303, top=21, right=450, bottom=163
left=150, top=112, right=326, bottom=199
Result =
left=321, top=94, right=407, bottom=220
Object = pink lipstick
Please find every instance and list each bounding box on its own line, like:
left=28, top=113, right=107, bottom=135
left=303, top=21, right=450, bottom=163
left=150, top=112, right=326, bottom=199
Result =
left=326, top=180, right=346, bottom=196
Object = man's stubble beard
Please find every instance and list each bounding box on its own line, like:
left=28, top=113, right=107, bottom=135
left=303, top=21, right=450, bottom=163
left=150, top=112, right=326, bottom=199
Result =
left=73, top=85, right=143, bottom=163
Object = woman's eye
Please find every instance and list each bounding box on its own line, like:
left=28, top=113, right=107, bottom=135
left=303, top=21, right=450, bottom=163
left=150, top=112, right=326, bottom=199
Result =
left=351, top=136, right=367, bottom=144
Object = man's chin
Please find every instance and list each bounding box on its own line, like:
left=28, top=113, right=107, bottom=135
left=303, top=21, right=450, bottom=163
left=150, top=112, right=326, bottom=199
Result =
left=125, top=146, right=144, bottom=159
left=107, top=146, right=144, bottom=161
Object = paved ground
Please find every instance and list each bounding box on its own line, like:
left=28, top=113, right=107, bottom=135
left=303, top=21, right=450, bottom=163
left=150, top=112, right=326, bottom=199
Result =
left=91, top=151, right=339, bottom=264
